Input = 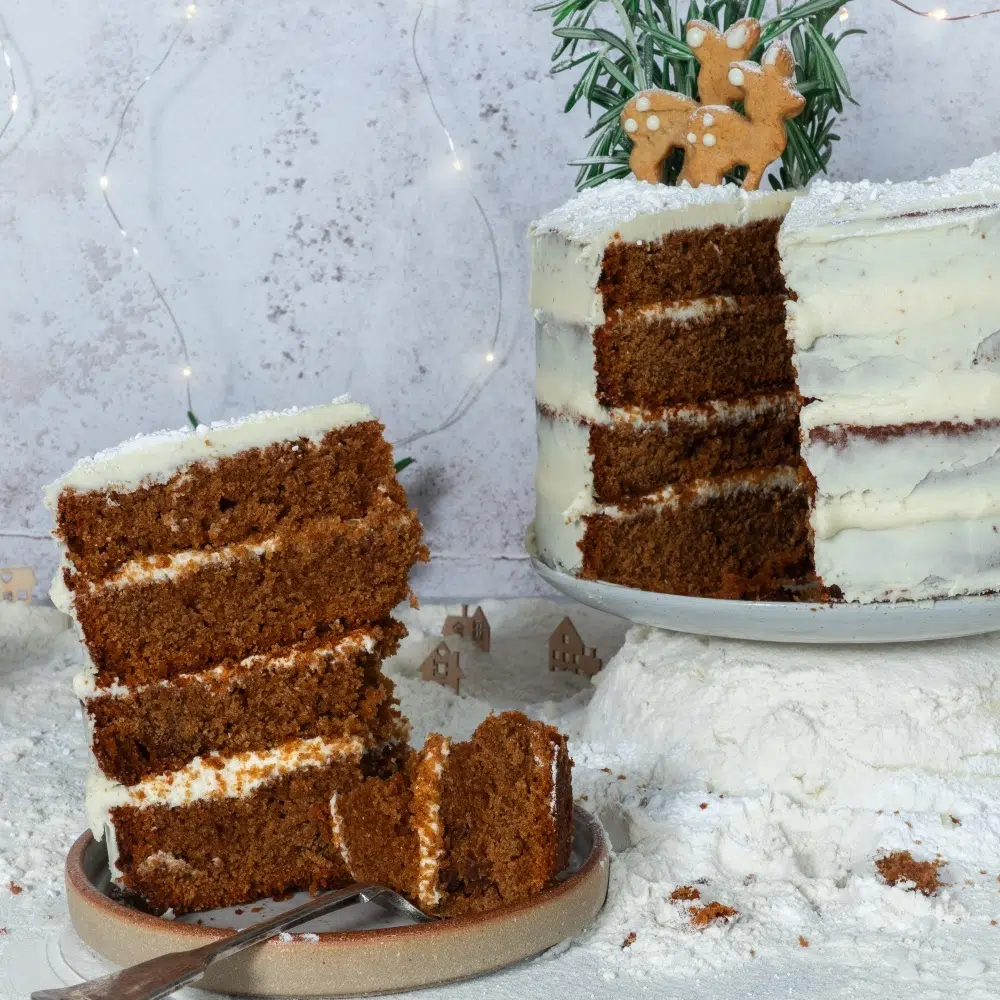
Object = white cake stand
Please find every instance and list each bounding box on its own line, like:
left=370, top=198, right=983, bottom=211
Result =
left=531, top=557, right=1000, bottom=644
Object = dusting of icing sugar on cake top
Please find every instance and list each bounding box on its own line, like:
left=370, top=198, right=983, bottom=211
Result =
left=529, top=176, right=791, bottom=246
left=781, top=150, right=1000, bottom=238
left=43, top=395, right=371, bottom=501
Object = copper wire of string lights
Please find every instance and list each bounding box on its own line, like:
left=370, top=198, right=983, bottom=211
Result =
left=0, top=34, right=18, bottom=144
left=394, top=0, right=507, bottom=449
left=0, top=18, right=49, bottom=545
left=884, top=0, right=1000, bottom=18
left=99, top=4, right=200, bottom=427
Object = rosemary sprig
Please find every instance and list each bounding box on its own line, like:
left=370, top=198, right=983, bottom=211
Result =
left=538, top=0, right=862, bottom=190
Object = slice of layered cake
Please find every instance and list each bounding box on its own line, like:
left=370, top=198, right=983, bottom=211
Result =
left=531, top=178, right=811, bottom=598
left=47, top=399, right=426, bottom=913
left=780, top=154, right=1000, bottom=602
left=331, top=712, right=573, bottom=917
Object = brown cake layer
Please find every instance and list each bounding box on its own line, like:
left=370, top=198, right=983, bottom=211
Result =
left=85, top=621, right=408, bottom=785
left=599, top=218, right=785, bottom=311
left=580, top=472, right=814, bottom=599
left=437, top=712, right=572, bottom=917
left=594, top=296, right=793, bottom=408
left=330, top=712, right=573, bottom=918
left=109, top=761, right=363, bottom=915
left=538, top=394, right=800, bottom=506
left=72, top=502, right=427, bottom=688
left=55, top=421, right=405, bottom=582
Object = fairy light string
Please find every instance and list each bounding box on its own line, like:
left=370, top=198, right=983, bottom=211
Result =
left=99, top=2, right=200, bottom=428
left=395, top=0, right=507, bottom=449
left=840, top=0, right=1000, bottom=20
left=0, top=38, right=17, bottom=145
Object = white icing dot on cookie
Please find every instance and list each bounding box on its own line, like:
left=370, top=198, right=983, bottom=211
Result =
left=624, top=117, right=638, bottom=133
left=702, top=133, right=716, bottom=147
left=646, top=115, right=660, bottom=131
left=725, top=23, right=748, bottom=48
left=686, top=132, right=697, bottom=145
left=687, top=26, right=705, bottom=48
left=763, top=45, right=779, bottom=66
left=702, top=113, right=714, bottom=127
left=728, top=67, right=745, bottom=86
left=636, top=96, right=650, bottom=112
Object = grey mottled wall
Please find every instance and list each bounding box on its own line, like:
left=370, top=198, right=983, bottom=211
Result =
left=0, top=0, right=996, bottom=597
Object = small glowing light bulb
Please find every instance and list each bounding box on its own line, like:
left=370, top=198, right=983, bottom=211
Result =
left=9, top=93, right=17, bottom=113
left=928, top=7, right=947, bottom=18
left=182, top=365, right=193, bottom=378
left=131, top=246, right=140, bottom=256
left=485, top=352, right=495, bottom=363
left=452, top=157, right=463, bottom=171
left=2, top=51, right=10, bottom=70
left=838, top=6, right=849, bottom=21
left=186, top=3, right=197, bottom=18
left=99, top=175, right=109, bottom=191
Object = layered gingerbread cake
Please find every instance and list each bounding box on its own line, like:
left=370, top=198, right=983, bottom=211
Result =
left=48, top=399, right=575, bottom=915
left=531, top=154, right=1000, bottom=602
left=331, top=712, right=573, bottom=917
left=531, top=179, right=809, bottom=599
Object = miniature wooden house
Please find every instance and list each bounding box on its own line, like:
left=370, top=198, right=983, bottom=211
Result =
left=0, top=567, right=34, bottom=604
left=548, top=617, right=603, bottom=677
left=442, top=603, right=491, bottom=652
left=420, top=640, right=462, bottom=694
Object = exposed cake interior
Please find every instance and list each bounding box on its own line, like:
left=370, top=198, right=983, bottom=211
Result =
left=77, top=621, right=408, bottom=785
left=531, top=179, right=814, bottom=599
left=330, top=712, right=573, bottom=917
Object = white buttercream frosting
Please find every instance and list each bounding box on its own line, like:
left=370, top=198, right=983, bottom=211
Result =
left=73, top=629, right=379, bottom=702
left=43, top=395, right=370, bottom=503
left=412, top=734, right=450, bottom=911
left=87, top=736, right=365, bottom=867
left=781, top=153, right=1000, bottom=601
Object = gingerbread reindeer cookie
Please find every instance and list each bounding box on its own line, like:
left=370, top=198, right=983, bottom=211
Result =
left=685, top=18, right=762, bottom=105
left=680, top=40, right=804, bottom=190
left=621, top=17, right=765, bottom=185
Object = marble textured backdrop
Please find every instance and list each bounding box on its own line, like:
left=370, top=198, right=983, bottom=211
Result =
left=0, top=0, right=996, bottom=597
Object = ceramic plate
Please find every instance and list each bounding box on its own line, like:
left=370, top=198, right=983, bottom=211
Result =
left=531, top=557, right=1000, bottom=643
left=64, top=805, right=609, bottom=997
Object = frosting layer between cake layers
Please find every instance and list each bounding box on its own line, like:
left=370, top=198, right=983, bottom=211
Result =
left=531, top=179, right=808, bottom=598
left=780, top=152, right=1000, bottom=601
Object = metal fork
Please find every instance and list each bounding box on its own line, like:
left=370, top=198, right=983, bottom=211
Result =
left=31, top=883, right=434, bottom=1000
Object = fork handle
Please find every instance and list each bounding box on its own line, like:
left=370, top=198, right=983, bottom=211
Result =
left=36, top=883, right=380, bottom=1000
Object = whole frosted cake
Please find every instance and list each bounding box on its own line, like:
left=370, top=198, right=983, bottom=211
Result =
left=530, top=154, right=1000, bottom=603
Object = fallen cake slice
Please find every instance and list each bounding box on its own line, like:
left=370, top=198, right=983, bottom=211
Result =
left=331, top=712, right=574, bottom=917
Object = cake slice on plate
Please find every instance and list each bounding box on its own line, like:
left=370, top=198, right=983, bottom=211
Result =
left=48, top=399, right=576, bottom=916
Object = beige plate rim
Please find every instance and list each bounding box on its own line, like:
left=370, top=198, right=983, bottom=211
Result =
left=64, top=804, right=610, bottom=996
